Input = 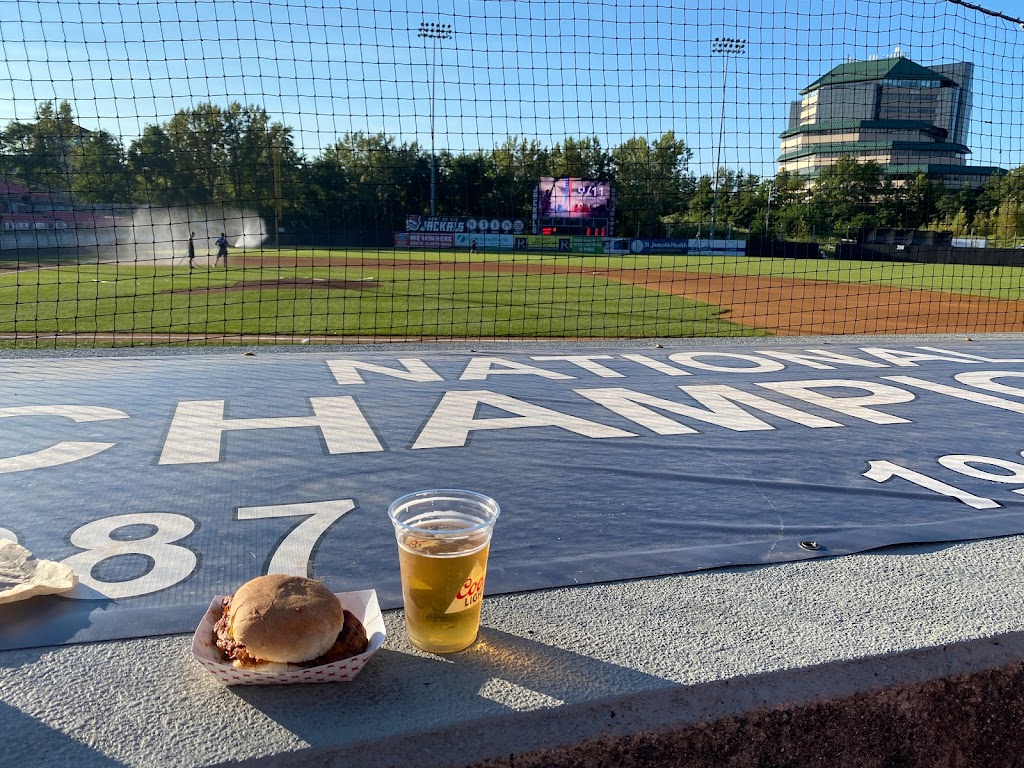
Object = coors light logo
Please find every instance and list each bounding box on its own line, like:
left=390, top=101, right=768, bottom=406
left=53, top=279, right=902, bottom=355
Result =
left=445, top=562, right=485, bottom=614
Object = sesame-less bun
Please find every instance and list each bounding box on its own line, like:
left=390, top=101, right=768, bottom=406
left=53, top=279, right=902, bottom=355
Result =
left=228, top=574, right=345, bottom=663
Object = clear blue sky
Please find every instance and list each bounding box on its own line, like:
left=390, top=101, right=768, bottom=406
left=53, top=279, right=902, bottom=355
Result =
left=0, top=0, right=1021, bottom=178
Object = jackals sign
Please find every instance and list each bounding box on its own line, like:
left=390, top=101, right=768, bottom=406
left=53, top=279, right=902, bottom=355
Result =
left=4, top=340, right=1024, bottom=649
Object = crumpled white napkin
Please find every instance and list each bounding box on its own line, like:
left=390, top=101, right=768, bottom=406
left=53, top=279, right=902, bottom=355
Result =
left=0, top=539, right=78, bottom=605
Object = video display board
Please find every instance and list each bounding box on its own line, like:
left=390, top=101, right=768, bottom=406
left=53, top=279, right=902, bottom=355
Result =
left=532, top=177, right=615, bottom=236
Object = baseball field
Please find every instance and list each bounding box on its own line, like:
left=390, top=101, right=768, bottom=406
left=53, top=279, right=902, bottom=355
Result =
left=1, top=247, right=1023, bottom=347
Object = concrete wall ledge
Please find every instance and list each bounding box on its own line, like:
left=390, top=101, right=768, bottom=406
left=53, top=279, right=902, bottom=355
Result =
left=273, top=637, right=1024, bottom=768
left=4, top=534, right=1024, bottom=768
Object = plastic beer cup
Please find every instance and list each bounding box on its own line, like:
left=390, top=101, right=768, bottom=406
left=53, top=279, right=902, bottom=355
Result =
left=388, top=489, right=500, bottom=653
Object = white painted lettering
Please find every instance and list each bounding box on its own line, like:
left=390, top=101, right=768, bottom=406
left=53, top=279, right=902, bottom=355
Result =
left=885, top=375, right=1024, bottom=416
left=758, top=349, right=888, bottom=370
left=756, top=380, right=914, bottom=424
left=859, top=347, right=978, bottom=367
left=618, top=353, right=692, bottom=376
left=0, top=405, right=128, bottom=473
left=237, top=499, right=356, bottom=576
left=667, top=352, right=785, bottom=374
left=953, top=371, right=1024, bottom=398
left=0, top=441, right=117, bottom=474
left=159, top=397, right=383, bottom=464
left=531, top=355, right=624, bottom=377
left=326, top=358, right=442, bottom=384
left=412, top=390, right=635, bottom=449
left=916, top=346, right=1024, bottom=364
left=460, top=357, right=574, bottom=381
left=576, top=385, right=841, bottom=434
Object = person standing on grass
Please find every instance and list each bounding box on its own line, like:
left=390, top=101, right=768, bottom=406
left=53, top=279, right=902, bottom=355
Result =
left=470, top=238, right=478, bottom=254
left=187, top=232, right=196, bottom=269
left=214, top=232, right=229, bottom=267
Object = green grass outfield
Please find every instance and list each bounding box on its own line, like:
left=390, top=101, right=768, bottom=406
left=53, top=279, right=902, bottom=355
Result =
left=1, top=247, right=1022, bottom=347
left=395, top=248, right=1024, bottom=302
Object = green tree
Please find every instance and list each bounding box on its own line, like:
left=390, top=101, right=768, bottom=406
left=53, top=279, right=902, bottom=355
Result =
left=977, top=166, right=1024, bottom=243
left=548, top=136, right=611, bottom=180
left=937, top=185, right=978, bottom=223
left=483, top=136, right=548, bottom=218
left=127, top=102, right=299, bottom=220
left=0, top=100, right=83, bottom=192
left=295, top=154, right=350, bottom=231
left=979, top=166, right=1023, bottom=210
left=68, top=130, right=132, bottom=204
left=972, top=209, right=993, bottom=238
left=889, top=173, right=939, bottom=229
left=728, top=171, right=762, bottom=232
left=809, top=157, right=890, bottom=238
left=320, top=132, right=422, bottom=230
left=994, top=201, right=1023, bottom=244
left=948, top=207, right=971, bottom=237
left=611, top=131, right=693, bottom=237
left=687, top=175, right=714, bottom=229
left=767, top=170, right=812, bottom=239
left=445, top=151, right=493, bottom=215
left=127, top=125, right=181, bottom=206
left=220, top=104, right=301, bottom=222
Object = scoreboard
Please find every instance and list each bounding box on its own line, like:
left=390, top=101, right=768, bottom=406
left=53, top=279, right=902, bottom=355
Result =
left=532, top=177, right=615, bottom=237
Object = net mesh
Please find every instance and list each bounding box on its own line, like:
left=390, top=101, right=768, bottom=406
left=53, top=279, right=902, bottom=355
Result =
left=0, top=0, right=1022, bottom=347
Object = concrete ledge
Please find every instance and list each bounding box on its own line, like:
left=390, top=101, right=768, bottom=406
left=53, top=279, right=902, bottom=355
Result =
left=4, top=535, right=1024, bottom=767
left=464, top=652, right=1024, bottom=768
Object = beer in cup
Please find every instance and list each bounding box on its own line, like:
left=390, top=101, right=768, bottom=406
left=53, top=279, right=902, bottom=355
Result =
left=388, top=489, right=500, bottom=653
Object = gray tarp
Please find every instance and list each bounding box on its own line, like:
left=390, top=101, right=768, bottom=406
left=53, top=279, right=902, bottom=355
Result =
left=3, top=340, right=1024, bottom=649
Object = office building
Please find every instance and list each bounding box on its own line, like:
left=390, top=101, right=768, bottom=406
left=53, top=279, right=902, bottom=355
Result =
left=778, top=55, right=1002, bottom=187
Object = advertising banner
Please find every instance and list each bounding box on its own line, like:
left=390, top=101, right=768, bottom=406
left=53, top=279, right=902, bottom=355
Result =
left=688, top=239, right=747, bottom=255
left=607, top=239, right=747, bottom=256
left=625, top=239, right=691, bottom=255
left=454, top=233, right=513, bottom=249
left=571, top=237, right=606, bottom=254
left=406, top=215, right=526, bottom=235
left=394, top=232, right=455, bottom=248
left=520, top=235, right=570, bottom=251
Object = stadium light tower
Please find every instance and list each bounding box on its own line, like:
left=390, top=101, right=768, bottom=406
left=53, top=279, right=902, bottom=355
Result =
left=710, top=37, right=746, bottom=242
left=418, top=21, right=454, bottom=217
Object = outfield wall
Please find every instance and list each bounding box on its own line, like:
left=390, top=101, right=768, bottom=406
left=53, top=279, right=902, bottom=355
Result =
left=835, top=243, right=1024, bottom=266
left=0, top=228, right=115, bottom=251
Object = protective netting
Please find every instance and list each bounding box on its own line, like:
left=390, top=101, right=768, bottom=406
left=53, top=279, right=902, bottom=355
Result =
left=0, top=0, right=1022, bottom=347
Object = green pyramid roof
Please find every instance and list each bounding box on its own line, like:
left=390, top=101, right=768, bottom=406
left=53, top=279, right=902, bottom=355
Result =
left=801, top=57, right=954, bottom=95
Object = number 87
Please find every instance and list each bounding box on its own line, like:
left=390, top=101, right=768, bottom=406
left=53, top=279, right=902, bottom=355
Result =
left=64, top=499, right=356, bottom=600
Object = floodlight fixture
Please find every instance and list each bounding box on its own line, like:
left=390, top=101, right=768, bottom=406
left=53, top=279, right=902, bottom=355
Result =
left=712, top=37, right=747, bottom=55
left=418, top=22, right=453, bottom=40
left=710, top=37, right=748, bottom=241
left=418, top=21, right=455, bottom=217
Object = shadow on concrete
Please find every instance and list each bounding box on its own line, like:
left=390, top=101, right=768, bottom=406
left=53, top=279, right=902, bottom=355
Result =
left=217, top=630, right=1024, bottom=768
left=859, top=539, right=971, bottom=558
left=0, top=701, right=127, bottom=766
left=222, top=626, right=673, bottom=753
left=0, top=593, right=112, bottom=661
